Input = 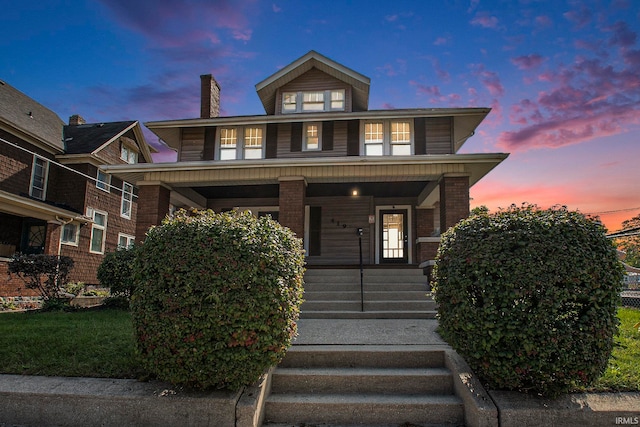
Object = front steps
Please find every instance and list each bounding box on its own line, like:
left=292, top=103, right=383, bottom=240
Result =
left=302, top=268, right=436, bottom=319
left=262, top=345, right=464, bottom=426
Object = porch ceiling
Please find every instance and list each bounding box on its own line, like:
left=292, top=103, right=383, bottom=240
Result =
left=190, top=181, right=429, bottom=200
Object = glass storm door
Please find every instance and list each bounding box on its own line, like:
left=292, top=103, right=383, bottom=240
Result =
left=380, top=210, right=408, bottom=263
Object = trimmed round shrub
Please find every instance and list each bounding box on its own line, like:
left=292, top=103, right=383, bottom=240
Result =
left=131, top=209, right=305, bottom=390
left=97, top=246, right=138, bottom=298
left=432, top=204, right=624, bottom=397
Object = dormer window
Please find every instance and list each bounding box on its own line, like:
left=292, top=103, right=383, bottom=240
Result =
left=120, top=144, right=138, bottom=164
left=282, top=90, right=345, bottom=114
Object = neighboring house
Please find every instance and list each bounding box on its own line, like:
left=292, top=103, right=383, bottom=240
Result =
left=0, top=79, right=154, bottom=299
left=103, top=51, right=508, bottom=268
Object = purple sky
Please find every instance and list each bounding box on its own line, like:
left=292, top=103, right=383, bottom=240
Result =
left=2, top=0, right=639, bottom=231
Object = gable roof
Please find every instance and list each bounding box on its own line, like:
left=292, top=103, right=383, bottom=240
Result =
left=255, top=51, right=371, bottom=115
left=0, top=79, right=65, bottom=152
left=63, top=120, right=155, bottom=162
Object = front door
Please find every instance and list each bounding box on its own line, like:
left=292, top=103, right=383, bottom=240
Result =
left=379, top=210, right=408, bottom=263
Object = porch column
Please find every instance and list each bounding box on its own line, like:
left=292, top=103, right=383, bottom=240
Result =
left=439, top=175, right=470, bottom=233
left=136, top=183, right=171, bottom=242
left=416, top=208, right=439, bottom=263
left=278, top=177, right=306, bottom=238
left=44, top=221, right=62, bottom=256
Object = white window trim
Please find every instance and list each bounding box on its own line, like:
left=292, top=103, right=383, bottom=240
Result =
left=303, top=122, right=322, bottom=151
left=117, top=233, right=135, bottom=249
left=89, top=208, right=108, bottom=254
left=29, top=156, right=49, bottom=200
left=360, top=119, right=414, bottom=156
left=216, top=125, right=266, bottom=160
left=121, top=182, right=134, bottom=219
left=60, top=223, right=80, bottom=247
left=282, top=89, right=346, bottom=114
left=120, top=144, right=139, bottom=164
left=96, top=170, right=111, bottom=193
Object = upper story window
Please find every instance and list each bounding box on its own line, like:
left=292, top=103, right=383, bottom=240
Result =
left=96, top=170, right=110, bottom=192
left=89, top=209, right=107, bottom=254
left=217, top=126, right=265, bottom=160
left=120, top=144, right=138, bottom=164
left=363, top=120, right=413, bottom=156
left=118, top=233, right=135, bottom=249
left=30, top=156, right=48, bottom=200
left=121, top=182, right=134, bottom=219
left=304, top=123, right=321, bottom=150
left=282, top=89, right=345, bottom=114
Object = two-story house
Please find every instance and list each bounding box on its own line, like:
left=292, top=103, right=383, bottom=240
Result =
left=0, top=80, right=153, bottom=303
left=103, top=51, right=508, bottom=268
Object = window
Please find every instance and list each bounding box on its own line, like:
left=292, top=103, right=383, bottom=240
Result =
left=89, top=210, right=107, bottom=254
left=30, top=156, right=48, bottom=200
left=220, top=128, right=237, bottom=160
left=302, top=92, right=325, bottom=111
left=282, top=89, right=346, bottom=113
left=304, top=123, right=321, bottom=150
left=282, top=92, right=297, bottom=112
left=391, top=122, right=411, bottom=155
left=118, top=233, right=135, bottom=249
left=61, top=223, right=79, bottom=246
left=244, top=127, right=263, bottom=159
left=121, top=182, right=134, bottom=219
left=120, top=145, right=138, bottom=164
left=218, top=126, right=265, bottom=160
left=96, top=170, right=110, bottom=192
left=364, top=122, right=384, bottom=156
left=363, top=120, right=413, bottom=156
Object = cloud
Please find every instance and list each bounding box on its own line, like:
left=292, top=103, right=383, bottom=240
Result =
left=511, top=54, right=545, bottom=70
left=272, top=3, right=281, bottom=12
left=376, top=59, right=407, bottom=77
left=470, top=12, right=499, bottom=29
left=563, top=3, right=592, bottom=29
left=607, top=21, right=637, bottom=48
left=433, top=37, right=449, bottom=46
left=471, top=65, right=504, bottom=97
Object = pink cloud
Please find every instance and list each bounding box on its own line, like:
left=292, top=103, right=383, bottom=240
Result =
left=470, top=12, right=499, bottom=29
left=606, top=21, right=637, bottom=48
left=272, top=4, right=281, bottom=12
left=563, top=4, right=592, bottom=29
left=534, top=15, right=552, bottom=28
left=433, top=37, right=448, bottom=46
left=471, top=65, right=504, bottom=97
left=511, top=54, right=545, bottom=70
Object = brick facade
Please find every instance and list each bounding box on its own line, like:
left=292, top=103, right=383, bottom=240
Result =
left=135, top=184, right=171, bottom=242
left=416, top=208, right=440, bottom=263
left=439, top=175, right=470, bottom=233
left=278, top=178, right=306, bottom=238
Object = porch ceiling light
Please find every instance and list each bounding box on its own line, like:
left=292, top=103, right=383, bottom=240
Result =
left=351, top=189, right=359, bottom=196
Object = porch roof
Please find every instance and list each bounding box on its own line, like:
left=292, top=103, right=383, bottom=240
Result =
left=102, top=153, right=508, bottom=208
left=0, top=189, right=87, bottom=223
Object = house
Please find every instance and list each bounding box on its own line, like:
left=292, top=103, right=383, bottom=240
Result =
left=103, top=51, right=508, bottom=268
left=0, top=79, right=154, bottom=303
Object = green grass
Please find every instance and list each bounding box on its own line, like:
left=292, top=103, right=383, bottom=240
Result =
left=0, top=307, right=142, bottom=379
left=0, top=306, right=638, bottom=393
left=586, top=307, right=640, bottom=392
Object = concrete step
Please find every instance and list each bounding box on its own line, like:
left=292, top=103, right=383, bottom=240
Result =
left=301, top=300, right=436, bottom=312
left=270, top=367, right=454, bottom=395
left=304, top=282, right=428, bottom=292
left=279, top=346, right=446, bottom=369
left=299, top=310, right=438, bottom=319
left=304, top=290, right=429, bottom=301
left=263, top=393, right=464, bottom=426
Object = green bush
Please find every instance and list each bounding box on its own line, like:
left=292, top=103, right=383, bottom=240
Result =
left=432, top=204, right=625, bottom=397
left=131, top=209, right=305, bottom=390
left=97, top=247, right=137, bottom=298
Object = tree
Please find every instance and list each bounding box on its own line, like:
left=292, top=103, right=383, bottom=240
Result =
left=616, top=213, right=640, bottom=268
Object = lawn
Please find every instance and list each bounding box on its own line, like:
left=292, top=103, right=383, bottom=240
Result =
left=0, top=306, right=638, bottom=393
left=0, top=307, right=141, bottom=379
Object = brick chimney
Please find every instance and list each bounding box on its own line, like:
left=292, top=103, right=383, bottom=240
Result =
left=200, top=74, right=220, bottom=118
left=69, top=114, right=86, bottom=126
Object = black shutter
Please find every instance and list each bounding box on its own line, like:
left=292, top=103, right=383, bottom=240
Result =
left=309, top=206, right=322, bottom=256
left=346, top=120, right=360, bottom=156
left=266, top=123, right=278, bottom=159
left=414, top=118, right=426, bottom=155
left=290, top=122, right=302, bottom=152
left=322, top=121, right=334, bottom=151
left=203, top=127, right=216, bottom=160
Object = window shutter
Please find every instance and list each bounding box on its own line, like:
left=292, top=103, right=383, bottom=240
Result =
left=322, top=121, right=334, bottom=151
left=347, top=120, right=360, bottom=156
left=414, top=118, right=426, bottom=155
left=290, top=122, right=302, bottom=152
left=203, top=127, right=216, bottom=160
left=266, top=123, right=278, bottom=158
left=426, top=117, right=453, bottom=154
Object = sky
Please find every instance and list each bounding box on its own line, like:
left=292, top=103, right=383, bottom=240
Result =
left=1, top=0, right=639, bottom=233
